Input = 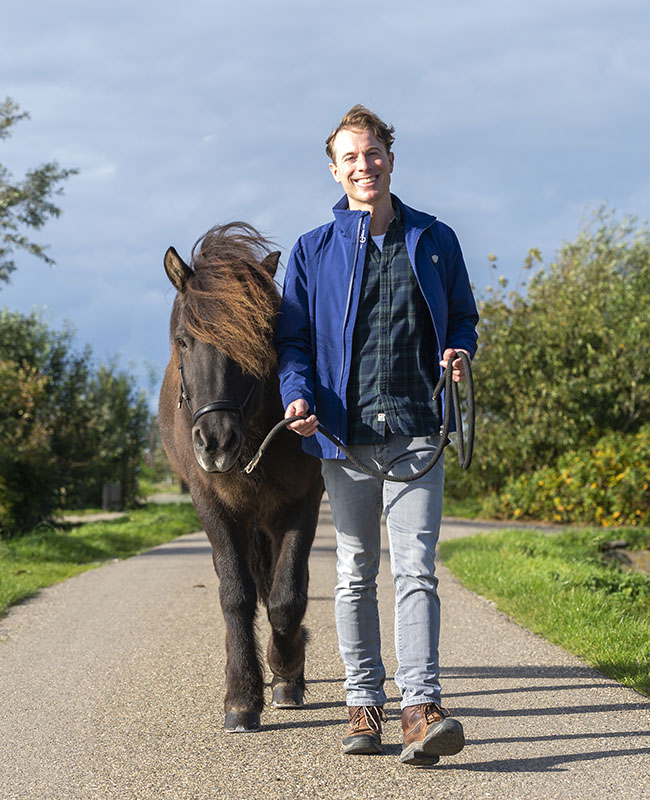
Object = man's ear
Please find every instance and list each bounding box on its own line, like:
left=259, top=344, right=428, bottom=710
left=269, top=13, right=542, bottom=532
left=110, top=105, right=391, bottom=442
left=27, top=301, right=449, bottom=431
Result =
left=329, top=162, right=342, bottom=184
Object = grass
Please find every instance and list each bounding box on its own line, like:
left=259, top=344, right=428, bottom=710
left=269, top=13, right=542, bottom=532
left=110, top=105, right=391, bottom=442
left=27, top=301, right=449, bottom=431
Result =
left=443, top=495, right=484, bottom=519
left=439, top=526, right=650, bottom=696
left=0, top=502, right=201, bottom=618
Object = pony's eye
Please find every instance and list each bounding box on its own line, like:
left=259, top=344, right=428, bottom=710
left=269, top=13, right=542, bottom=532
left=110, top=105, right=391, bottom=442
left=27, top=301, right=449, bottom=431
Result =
left=177, top=337, right=188, bottom=350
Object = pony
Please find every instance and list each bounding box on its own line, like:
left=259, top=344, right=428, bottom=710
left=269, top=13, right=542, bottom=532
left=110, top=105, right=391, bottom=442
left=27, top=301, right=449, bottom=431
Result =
left=158, top=222, right=323, bottom=732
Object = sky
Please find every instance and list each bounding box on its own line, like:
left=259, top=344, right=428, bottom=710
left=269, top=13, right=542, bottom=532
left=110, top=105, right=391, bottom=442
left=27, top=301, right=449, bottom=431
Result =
left=2, top=0, right=649, bottom=408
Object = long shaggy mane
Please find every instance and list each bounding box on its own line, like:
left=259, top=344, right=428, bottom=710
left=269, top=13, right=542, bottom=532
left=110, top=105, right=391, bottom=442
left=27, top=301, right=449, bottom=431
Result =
left=177, top=222, right=280, bottom=378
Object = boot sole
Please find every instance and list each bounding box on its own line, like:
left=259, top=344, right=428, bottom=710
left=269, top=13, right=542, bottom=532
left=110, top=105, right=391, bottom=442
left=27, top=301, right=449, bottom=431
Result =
left=342, top=733, right=383, bottom=755
left=400, top=718, right=465, bottom=765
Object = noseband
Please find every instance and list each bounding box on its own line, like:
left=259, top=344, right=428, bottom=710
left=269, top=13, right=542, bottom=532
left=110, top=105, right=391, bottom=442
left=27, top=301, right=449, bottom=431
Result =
left=177, top=346, right=258, bottom=427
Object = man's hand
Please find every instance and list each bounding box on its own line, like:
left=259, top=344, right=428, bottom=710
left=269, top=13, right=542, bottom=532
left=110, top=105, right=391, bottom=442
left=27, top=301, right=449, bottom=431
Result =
left=285, top=399, right=319, bottom=437
left=440, top=348, right=471, bottom=383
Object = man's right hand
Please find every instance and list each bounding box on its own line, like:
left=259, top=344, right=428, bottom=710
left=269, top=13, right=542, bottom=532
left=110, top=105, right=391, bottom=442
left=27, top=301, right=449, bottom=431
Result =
left=285, top=399, right=319, bottom=437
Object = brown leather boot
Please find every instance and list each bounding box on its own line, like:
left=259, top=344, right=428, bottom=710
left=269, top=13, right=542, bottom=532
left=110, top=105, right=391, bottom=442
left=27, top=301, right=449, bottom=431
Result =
left=342, top=705, right=387, bottom=755
left=400, top=702, right=465, bottom=765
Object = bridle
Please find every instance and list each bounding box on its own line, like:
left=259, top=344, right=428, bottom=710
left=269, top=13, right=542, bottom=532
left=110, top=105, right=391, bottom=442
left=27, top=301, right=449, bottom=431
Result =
left=176, top=344, right=259, bottom=427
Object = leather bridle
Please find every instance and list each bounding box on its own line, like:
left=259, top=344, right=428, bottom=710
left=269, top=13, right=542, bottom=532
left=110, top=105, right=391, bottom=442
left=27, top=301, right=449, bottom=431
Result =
left=176, top=345, right=259, bottom=427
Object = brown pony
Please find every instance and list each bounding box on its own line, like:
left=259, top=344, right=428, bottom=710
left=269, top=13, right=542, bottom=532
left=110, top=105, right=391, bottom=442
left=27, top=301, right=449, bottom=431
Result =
left=158, top=222, right=323, bottom=732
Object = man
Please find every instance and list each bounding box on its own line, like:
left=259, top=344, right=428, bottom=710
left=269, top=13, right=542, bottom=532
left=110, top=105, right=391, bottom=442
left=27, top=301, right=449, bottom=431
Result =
left=275, top=105, right=478, bottom=766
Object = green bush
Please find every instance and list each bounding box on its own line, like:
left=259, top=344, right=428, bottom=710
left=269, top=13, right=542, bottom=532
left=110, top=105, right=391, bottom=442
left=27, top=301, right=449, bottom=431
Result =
left=0, top=359, right=55, bottom=531
left=484, top=423, right=650, bottom=526
left=0, top=311, right=150, bottom=536
left=447, top=209, right=650, bottom=501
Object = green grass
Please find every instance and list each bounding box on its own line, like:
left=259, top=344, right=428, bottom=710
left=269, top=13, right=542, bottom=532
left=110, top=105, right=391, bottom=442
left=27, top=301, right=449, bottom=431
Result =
left=442, top=495, right=484, bottom=519
left=0, top=503, right=201, bottom=618
left=439, top=526, right=650, bottom=696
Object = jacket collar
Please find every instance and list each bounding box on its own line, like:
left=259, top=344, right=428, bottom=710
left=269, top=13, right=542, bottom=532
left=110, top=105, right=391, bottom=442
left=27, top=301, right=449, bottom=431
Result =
left=332, top=194, right=436, bottom=238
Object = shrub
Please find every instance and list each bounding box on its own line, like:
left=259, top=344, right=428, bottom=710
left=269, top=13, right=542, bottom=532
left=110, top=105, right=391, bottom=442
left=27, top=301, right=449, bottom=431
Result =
left=447, top=209, right=650, bottom=500
left=0, top=311, right=150, bottom=535
left=484, top=423, right=650, bottom=526
left=0, top=359, right=56, bottom=531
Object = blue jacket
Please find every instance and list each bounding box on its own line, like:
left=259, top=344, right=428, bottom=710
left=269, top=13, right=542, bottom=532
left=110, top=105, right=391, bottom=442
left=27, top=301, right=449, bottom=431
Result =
left=275, top=194, right=479, bottom=459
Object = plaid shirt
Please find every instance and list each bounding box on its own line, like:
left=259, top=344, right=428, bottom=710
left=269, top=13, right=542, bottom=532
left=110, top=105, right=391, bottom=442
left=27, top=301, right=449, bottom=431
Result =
left=346, top=204, right=441, bottom=444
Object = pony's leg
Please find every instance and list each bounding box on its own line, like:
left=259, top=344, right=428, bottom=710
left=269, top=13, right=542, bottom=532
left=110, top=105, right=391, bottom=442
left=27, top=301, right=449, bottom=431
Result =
left=265, top=505, right=319, bottom=708
left=198, top=501, right=265, bottom=732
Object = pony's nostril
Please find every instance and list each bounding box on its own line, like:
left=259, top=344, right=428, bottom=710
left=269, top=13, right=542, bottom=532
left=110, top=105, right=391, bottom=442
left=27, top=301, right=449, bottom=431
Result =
left=193, top=427, right=208, bottom=451
left=219, top=427, right=239, bottom=452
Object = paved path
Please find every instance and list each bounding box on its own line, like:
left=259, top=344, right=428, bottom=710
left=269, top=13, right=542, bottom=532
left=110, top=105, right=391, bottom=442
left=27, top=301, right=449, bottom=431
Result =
left=1, top=500, right=648, bottom=800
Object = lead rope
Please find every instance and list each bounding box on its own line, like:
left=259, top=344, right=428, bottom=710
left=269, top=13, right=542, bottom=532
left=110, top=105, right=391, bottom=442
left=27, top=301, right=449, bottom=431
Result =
left=244, top=352, right=474, bottom=482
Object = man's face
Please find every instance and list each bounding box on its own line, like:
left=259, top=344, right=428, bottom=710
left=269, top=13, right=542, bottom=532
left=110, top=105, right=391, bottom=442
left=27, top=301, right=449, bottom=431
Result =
left=329, top=128, right=394, bottom=210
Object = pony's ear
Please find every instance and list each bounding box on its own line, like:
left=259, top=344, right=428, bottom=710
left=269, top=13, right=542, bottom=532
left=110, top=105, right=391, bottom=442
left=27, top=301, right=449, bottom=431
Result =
left=261, top=250, right=281, bottom=277
left=164, top=246, right=194, bottom=291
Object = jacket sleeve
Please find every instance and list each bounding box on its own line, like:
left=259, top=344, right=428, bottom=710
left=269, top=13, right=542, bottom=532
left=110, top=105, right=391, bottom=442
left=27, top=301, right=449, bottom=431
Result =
left=274, top=238, right=316, bottom=410
left=445, top=229, right=479, bottom=357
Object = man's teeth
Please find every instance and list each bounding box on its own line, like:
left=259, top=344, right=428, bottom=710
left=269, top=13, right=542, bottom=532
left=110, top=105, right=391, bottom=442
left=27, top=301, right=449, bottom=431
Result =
left=357, top=177, right=376, bottom=185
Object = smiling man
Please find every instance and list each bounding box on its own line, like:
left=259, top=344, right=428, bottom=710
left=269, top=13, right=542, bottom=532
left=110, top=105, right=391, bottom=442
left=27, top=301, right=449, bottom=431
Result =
left=275, top=105, right=478, bottom=765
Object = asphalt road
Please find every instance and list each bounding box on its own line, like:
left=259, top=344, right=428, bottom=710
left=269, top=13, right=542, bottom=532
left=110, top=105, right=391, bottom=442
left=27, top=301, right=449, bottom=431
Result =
left=1, top=499, right=649, bottom=800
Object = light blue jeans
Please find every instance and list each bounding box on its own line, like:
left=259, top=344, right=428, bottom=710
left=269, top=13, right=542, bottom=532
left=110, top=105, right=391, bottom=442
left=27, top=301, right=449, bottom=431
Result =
left=321, top=433, right=445, bottom=710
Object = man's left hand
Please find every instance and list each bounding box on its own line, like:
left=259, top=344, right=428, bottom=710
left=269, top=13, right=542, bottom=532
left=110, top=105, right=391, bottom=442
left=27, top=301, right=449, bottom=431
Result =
left=440, top=348, right=471, bottom=383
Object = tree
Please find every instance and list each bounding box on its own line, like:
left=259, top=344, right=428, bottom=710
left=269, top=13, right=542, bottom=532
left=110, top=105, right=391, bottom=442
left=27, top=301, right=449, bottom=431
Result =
left=0, top=311, right=151, bottom=535
left=0, top=358, right=55, bottom=532
left=84, top=361, right=150, bottom=509
left=0, top=97, right=77, bottom=284
left=446, top=208, right=650, bottom=497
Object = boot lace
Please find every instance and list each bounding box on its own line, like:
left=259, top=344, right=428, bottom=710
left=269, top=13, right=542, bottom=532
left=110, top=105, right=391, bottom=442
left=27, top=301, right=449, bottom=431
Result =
left=350, top=705, right=388, bottom=733
left=423, top=703, right=451, bottom=724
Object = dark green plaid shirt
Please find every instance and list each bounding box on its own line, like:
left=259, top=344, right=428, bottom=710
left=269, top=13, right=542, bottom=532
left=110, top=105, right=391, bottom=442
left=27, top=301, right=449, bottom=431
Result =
left=346, top=205, right=441, bottom=445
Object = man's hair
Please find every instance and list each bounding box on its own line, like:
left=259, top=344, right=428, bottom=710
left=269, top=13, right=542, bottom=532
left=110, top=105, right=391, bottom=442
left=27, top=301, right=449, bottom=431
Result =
left=325, top=104, right=395, bottom=161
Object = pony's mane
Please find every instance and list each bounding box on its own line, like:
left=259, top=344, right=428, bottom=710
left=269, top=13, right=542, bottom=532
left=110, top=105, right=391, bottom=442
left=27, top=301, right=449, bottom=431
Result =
left=177, top=222, right=280, bottom=378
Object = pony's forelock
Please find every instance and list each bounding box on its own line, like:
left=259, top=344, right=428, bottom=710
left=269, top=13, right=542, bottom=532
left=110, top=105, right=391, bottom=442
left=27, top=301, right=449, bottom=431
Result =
left=177, top=223, right=280, bottom=378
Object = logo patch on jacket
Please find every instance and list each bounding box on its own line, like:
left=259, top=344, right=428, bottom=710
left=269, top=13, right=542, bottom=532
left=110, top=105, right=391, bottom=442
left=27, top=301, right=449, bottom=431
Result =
left=431, top=254, right=439, bottom=264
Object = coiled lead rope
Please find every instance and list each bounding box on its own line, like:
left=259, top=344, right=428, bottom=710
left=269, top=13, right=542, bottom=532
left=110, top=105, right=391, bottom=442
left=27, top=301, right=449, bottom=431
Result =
left=245, top=351, right=474, bottom=481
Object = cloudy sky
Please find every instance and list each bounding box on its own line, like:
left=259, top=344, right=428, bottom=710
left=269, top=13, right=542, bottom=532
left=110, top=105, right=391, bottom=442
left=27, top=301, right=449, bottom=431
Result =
left=2, top=0, right=648, bottom=405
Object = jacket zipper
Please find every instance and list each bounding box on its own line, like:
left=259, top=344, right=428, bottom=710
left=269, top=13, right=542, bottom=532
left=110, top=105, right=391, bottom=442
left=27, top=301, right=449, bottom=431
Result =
left=336, top=215, right=367, bottom=446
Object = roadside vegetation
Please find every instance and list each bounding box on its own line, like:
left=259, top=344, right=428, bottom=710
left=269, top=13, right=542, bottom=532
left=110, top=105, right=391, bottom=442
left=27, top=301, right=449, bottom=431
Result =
left=442, top=495, right=483, bottom=519
left=439, top=526, right=650, bottom=696
left=0, top=310, right=152, bottom=534
left=446, top=207, right=650, bottom=526
left=0, top=502, right=200, bottom=617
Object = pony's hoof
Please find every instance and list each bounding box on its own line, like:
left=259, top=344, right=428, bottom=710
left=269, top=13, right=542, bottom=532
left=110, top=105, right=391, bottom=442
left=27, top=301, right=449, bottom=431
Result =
left=271, top=679, right=304, bottom=708
left=224, top=710, right=261, bottom=732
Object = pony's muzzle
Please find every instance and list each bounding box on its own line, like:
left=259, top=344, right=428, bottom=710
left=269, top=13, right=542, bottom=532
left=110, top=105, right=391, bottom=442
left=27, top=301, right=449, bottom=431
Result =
left=192, top=416, right=242, bottom=473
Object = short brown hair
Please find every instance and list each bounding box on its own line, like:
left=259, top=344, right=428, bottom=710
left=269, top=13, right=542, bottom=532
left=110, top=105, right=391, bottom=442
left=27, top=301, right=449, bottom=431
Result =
left=325, top=104, right=396, bottom=161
